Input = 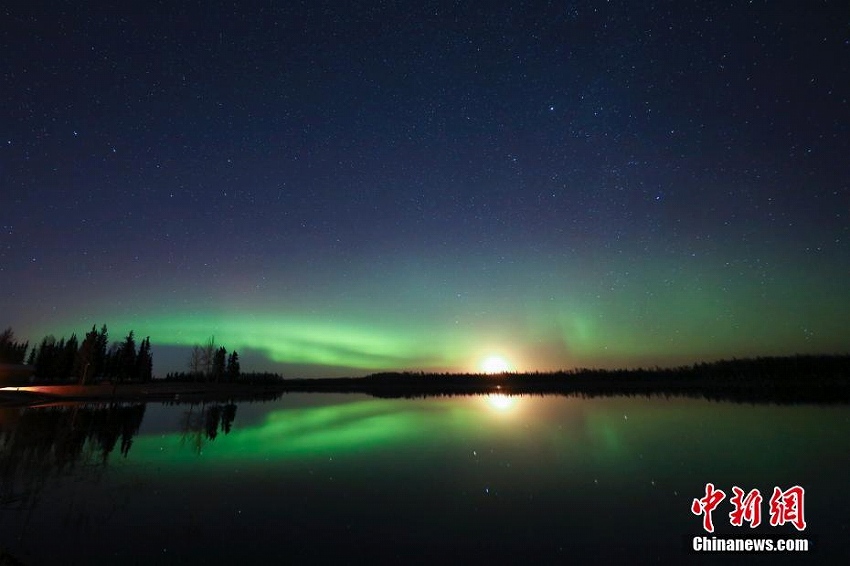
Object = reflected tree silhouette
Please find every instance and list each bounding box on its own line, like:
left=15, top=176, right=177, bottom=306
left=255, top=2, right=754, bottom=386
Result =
left=0, top=404, right=146, bottom=508
left=180, top=402, right=239, bottom=454
left=0, top=403, right=146, bottom=560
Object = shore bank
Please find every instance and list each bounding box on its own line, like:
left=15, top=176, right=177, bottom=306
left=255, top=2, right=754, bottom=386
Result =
left=2, top=354, right=849, bottom=406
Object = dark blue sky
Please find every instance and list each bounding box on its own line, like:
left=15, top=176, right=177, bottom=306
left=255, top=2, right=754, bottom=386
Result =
left=2, top=1, right=848, bottom=376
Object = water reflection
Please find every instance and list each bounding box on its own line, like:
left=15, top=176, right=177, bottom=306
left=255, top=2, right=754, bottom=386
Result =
left=485, top=393, right=518, bottom=412
left=0, top=403, right=145, bottom=509
left=0, top=401, right=244, bottom=508
left=1, top=393, right=849, bottom=564
left=134, top=398, right=436, bottom=465
left=177, top=402, right=238, bottom=454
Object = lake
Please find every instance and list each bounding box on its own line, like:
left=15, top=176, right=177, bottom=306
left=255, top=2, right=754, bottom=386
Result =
left=1, top=393, right=848, bottom=564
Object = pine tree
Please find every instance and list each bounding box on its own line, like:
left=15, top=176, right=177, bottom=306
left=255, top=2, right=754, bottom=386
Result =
left=61, top=334, right=78, bottom=379
left=212, top=346, right=227, bottom=382
left=75, top=325, right=101, bottom=383
left=34, top=336, right=56, bottom=379
left=104, top=342, right=121, bottom=379
left=50, top=337, right=67, bottom=379
left=136, top=337, right=153, bottom=381
left=117, top=331, right=137, bottom=382
left=95, top=325, right=109, bottom=378
left=226, top=351, right=240, bottom=382
left=0, top=328, right=28, bottom=364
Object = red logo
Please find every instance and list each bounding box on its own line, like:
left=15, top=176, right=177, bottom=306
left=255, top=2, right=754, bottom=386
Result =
left=691, top=483, right=726, bottom=533
left=692, top=484, right=806, bottom=532
left=729, top=486, right=763, bottom=528
left=768, top=486, right=806, bottom=531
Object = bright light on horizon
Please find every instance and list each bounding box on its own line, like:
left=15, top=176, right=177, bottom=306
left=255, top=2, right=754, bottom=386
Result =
left=480, top=355, right=512, bottom=374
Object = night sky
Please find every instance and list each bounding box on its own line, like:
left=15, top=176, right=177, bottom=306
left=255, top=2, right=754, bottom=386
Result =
left=2, top=1, right=848, bottom=377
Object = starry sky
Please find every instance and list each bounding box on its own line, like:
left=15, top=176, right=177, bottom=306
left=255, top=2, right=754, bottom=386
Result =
left=2, top=1, right=848, bottom=377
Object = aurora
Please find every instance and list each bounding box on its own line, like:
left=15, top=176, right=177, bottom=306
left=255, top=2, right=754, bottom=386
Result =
left=38, top=247, right=848, bottom=377
left=2, top=0, right=847, bottom=378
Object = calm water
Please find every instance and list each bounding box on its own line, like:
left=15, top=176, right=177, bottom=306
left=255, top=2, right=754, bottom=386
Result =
left=1, top=393, right=848, bottom=564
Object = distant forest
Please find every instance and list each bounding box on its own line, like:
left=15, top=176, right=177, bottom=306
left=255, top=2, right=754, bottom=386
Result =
left=288, top=355, right=850, bottom=404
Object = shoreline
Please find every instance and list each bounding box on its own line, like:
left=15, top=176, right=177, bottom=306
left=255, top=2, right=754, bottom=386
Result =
left=2, top=354, right=849, bottom=406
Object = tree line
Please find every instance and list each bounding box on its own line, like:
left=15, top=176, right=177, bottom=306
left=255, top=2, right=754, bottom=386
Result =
left=162, top=336, right=258, bottom=383
left=1, top=326, right=254, bottom=384
left=184, top=336, right=241, bottom=382
left=1, top=325, right=152, bottom=383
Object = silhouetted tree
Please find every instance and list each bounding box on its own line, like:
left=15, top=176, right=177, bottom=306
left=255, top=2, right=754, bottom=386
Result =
left=188, top=336, right=217, bottom=379
left=188, top=345, right=203, bottom=377
left=187, top=337, right=225, bottom=381
left=5, top=325, right=120, bottom=383
left=74, top=325, right=108, bottom=383
left=136, top=336, right=153, bottom=381
left=103, top=342, right=121, bottom=379
left=50, top=337, right=68, bottom=378
left=211, top=346, right=226, bottom=382
left=201, top=337, right=215, bottom=376
left=33, top=335, right=57, bottom=379
left=60, top=334, right=78, bottom=378
left=117, top=331, right=137, bottom=382
left=96, top=324, right=109, bottom=376
left=226, top=351, right=240, bottom=382
left=0, top=328, right=28, bottom=364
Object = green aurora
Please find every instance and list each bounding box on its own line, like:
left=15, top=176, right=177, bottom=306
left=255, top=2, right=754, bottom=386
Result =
left=32, top=247, right=848, bottom=376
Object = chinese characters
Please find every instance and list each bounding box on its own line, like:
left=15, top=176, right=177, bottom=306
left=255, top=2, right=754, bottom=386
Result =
left=692, top=484, right=806, bottom=532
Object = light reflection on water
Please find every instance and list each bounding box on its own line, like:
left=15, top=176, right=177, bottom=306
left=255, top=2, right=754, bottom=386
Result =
left=0, top=393, right=848, bottom=564
left=485, top=393, right=518, bottom=412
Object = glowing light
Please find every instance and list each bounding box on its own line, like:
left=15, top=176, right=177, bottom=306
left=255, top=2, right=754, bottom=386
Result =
left=486, top=394, right=517, bottom=412
left=480, top=355, right=511, bottom=374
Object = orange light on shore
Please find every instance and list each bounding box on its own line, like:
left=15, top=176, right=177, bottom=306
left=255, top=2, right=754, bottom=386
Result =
left=0, top=386, right=63, bottom=394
